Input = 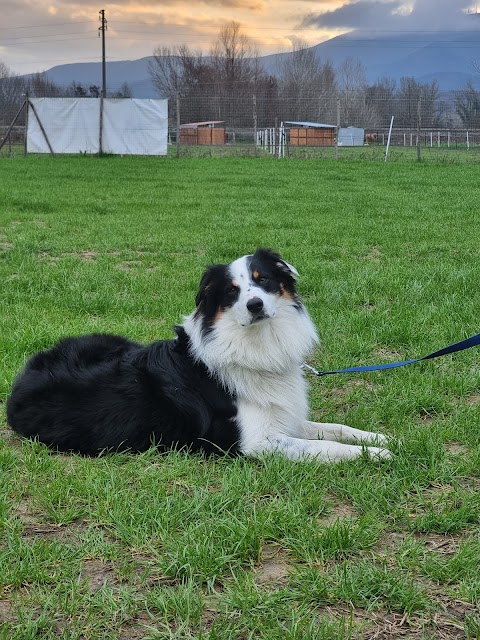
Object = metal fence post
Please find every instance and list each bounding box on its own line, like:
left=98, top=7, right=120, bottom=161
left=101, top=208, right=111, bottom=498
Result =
left=416, top=96, right=422, bottom=162
left=176, top=92, right=180, bottom=158
left=253, top=94, right=257, bottom=156
left=99, top=95, right=104, bottom=155
left=24, top=93, right=29, bottom=155
left=335, top=96, right=340, bottom=160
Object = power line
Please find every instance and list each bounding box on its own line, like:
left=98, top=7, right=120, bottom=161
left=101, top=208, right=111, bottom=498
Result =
left=0, top=20, right=93, bottom=32
left=3, top=27, right=480, bottom=49
left=2, top=32, right=95, bottom=43
left=2, top=15, right=480, bottom=36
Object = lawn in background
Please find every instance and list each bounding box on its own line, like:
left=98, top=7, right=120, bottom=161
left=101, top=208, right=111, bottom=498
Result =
left=0, top=154, right=479, bottom=639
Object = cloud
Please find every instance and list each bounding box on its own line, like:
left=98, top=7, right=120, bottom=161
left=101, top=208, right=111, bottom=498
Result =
left=303, top=1, right=402, bottom=30
left=301, top=0, right=476, bottom=32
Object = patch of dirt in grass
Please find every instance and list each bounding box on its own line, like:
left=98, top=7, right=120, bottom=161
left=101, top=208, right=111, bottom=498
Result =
left=372, top=347, right=405, bottom=362
left=129, top=554, right=180, bottom=588
left=36, top=251, right=60, bottom=263
left=81, top=559, right=118, bottom=591
left=417, top=532, right=460, bottom=555
left=21, top=521, right=84, bottom=544
left=353, top=588, right=479, bottom=639
left=0, top=428, right=20, bottom=446
left=434, top=595, right=478, bottom=626
left=74, top=250, right=98, bottom=261
left=201, top=594, right=224, bottom=631
left=363, top=245, right=383, bottom=262
left=319, top=500, right=358, bottom=526
left=373, top=530, right=409, bottom=557
left=374, top=530, right=461, bottom=560
left=0, top=241, right=13, bottom=251
left=465, top=394, right=480, bottom=406
left=119, top=611, right=155, bottom=639
left=116, top=261, right=143, bottom=271
left=0, top=599, right=15, bottom=623
left=254, top=543, right=291, bottom=588
left=406, top=484, right=456, bottom=519
left=327, top=379, right=375, bottom=399
left=37, top=250, right=98, bottom=262
left=445, top=442, right=469, bottom=456
left=361, top=610, right=464, bottom=639
left=417, top=408, right=437, bottom=424
left=14, top=499, right=87, bottom=544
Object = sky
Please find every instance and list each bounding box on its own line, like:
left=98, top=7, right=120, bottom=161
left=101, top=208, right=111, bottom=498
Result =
left=0, top=0, right=477, bottom=76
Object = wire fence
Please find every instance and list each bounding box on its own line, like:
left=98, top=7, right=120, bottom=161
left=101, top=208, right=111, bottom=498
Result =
left=2, top=92, right=480, bottom=161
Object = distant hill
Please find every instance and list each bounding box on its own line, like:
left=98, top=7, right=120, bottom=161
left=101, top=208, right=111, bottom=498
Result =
left=263, top=29, right=480, bottom=90
left=33, top=57, right=155, bottom=98
left=27, top=27, right=480, bottom=97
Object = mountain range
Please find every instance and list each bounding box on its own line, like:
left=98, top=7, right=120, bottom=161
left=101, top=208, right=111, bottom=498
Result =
left=35, top=27, right=480, bottom=97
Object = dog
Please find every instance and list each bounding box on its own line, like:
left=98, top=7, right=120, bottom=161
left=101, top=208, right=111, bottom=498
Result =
left=365, top=132, right=378, bottom=144
left=7, top=248, right=390, bottom=462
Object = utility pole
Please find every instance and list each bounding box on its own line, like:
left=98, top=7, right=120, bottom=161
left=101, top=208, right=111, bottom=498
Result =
left=98, top=9, right=107, bottom=154
left=98, top=9, right=107, bottom=98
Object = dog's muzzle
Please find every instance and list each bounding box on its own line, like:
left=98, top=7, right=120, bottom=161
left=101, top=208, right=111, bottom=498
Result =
left=246, top=297, right=267, bottom=323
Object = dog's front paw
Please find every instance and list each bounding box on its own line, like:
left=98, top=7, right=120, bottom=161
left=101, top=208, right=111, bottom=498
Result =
left=368, top=446, right=392, bottom=460
left=372, top=432, right=389, bottom=447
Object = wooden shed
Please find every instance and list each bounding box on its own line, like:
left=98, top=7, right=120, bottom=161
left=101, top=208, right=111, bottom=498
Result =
left=179, top=121, right=226, bottom=146
left=286, top=121, right=336, bottom=147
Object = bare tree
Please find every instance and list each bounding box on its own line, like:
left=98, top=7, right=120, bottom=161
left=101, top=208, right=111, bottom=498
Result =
left=455, top=80, right=480, bottom=128
left=111, top=82, right=132, bottom=98
left=337, top=56, right=371, bottom=126
left=365, top=77, right=397, bottom=127
left=210, top=21, right=262, bottom=92
left=149, top=45, right=208, bottom=98
left=149, top=23, right=267, bottom=126
left=277, top=40, right=337, bottom=123
left=29, top=72, right=62, bottom=97
left=0, top=61, right=10, bottom=79
left=0, top=61, right=28, bottom=123
left=396, top=77, right=439, bottom=127
left=207, top=22, right=269, bottom=126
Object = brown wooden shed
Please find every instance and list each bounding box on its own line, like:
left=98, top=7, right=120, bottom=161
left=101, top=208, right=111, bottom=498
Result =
left=179, top=121, right=226, bottom=146
left=286, top=121, right=336, bottom=147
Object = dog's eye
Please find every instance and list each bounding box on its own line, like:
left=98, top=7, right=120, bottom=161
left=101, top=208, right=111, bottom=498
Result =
left=226, top=284, right=238, bottom=295
left=258, top=277, right=268, bottom=285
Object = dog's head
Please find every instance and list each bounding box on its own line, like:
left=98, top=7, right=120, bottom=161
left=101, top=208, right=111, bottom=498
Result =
left=194, top=248, right=301, bottom=331
left=184, top=248, right=318, bottom=376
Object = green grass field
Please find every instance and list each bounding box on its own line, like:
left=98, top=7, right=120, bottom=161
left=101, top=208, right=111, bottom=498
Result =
left=1, top=154, right=479, bottom=639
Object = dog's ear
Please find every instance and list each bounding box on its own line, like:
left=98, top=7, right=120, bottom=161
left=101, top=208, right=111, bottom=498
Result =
left=254, top=248, right=299, bottom=280
left=195, top=264, right=227, bottom=311
left=195, top=267, right=214, bottom=308
left=276, top=258, right=299, bottom=279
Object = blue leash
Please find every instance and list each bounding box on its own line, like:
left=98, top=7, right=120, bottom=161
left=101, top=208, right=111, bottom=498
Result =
left=303, top=332, right=480, bottom=377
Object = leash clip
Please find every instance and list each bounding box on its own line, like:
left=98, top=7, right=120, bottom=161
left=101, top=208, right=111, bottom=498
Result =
left=301, top=362, right=322, bottom=376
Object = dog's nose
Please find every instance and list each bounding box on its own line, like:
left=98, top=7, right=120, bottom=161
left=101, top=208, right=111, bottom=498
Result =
left=247, top=297, right=264, bottom=314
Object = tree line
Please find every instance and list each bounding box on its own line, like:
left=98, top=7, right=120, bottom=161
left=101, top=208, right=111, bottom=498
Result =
left=1, top=21, right=480, bottom=130
left=148, top=22, right=480, bottom=130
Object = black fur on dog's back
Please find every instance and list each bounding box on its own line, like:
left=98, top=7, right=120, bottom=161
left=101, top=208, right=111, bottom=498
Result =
left=7, top=328, right=240, bottom=456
